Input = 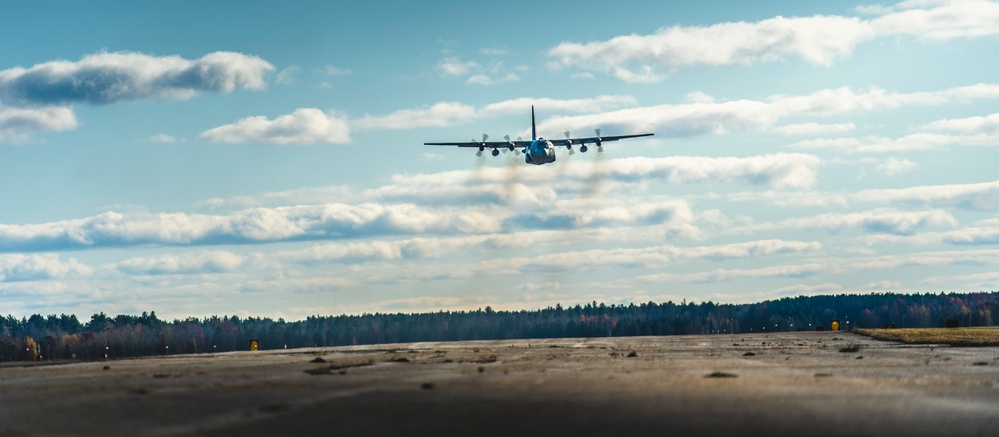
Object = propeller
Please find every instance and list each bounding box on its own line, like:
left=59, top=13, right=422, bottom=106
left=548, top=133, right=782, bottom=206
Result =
left=514, top=136, right=524, bottom=156
left=502, top=135, right=515, bottom=154
left=564, top=131, right=575, bottom=155
left=474, top=137, right=483, bottom=157
left=595, top=128, right=604, bottom=153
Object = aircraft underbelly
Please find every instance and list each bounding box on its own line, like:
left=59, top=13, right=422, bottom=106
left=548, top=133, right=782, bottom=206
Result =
left=526, top=150, right=556, bottom=165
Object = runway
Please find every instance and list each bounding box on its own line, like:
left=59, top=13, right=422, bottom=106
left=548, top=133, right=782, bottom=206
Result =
left=1, top=332, right=997, bottom=436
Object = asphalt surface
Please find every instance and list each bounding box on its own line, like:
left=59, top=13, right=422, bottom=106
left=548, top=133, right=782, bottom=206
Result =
left=1, top=331, right=998, bottom=436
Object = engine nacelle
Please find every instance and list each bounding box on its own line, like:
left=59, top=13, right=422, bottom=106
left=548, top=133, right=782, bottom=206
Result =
left=580, top=145, right=588, bottom=153
left=491, top=149, right=500, bottom=157
left=508, top=143, right=515, bottom=151
left=478, top=145, right=485, bottom=152
left=595, top=139, right=602, bottom=147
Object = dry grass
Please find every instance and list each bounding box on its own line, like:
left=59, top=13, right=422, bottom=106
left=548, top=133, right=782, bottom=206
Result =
left=853, top=327, right=999, bottom=346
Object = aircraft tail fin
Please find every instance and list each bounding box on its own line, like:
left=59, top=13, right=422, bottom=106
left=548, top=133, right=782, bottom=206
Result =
left=531, top=105, right=536, bottom=141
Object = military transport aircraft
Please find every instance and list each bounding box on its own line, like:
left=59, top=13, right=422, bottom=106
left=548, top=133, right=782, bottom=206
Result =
left=424, top=106, right=654, bottom=165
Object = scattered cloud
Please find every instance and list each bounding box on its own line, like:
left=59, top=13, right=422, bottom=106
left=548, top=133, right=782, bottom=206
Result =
left=739, top=208, right=958, bottom=235
left=352, top=95, right=636, bottom=131
left=437, top=57, right=481, bottom=77
left=466, top=73, right=520, bottom=85
left=535, top=84, right=999, bottom=138
left=200, top=83, right=999, bottom=147
left=547, top=0, right=999, bottom=81
left=856, top=179, right=999, bottom=211
left=199, top=108, right=351, bottom=144
left=0, top=152, right=821, bottom=253
left=275, top=66, right=300, bottom=85
left=114, top=250, right=246, bottom=276
left=437, top=54, right=523, bottom=86
left=0, top=253, right=92, bottom=282
left=874, top=157, right=920, bottom=176
left=0, top=105, right=77, bottom=143
left=0, top=50, right=273, bottom=106
left=922, top=112, right=999, bottom=134
left=353, top=102, right=477, bottom=131
left=864, top=218, right=999, bottom=247
left=775, top=122, right=856, bottom=136
left=479, top=47, right=511, bottom=56
left=148, top=133, right=177, bottom=143
left=0, top=50, right=273, bottom=142
left=320, top=65, right=352, bottom=77
left=548, top=15, right=872, bottom=81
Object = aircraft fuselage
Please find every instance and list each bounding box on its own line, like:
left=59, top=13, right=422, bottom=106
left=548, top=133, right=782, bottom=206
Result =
left=525, top=138, right=556, bottom=165
left=423, top=105, right=653, bottom=165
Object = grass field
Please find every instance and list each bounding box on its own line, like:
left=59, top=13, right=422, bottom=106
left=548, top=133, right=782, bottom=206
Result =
left=853, top=327, right=999, bottom=346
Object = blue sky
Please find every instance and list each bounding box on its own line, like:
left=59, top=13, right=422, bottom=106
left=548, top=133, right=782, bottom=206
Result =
left=4, top=0, right=999, bottom=319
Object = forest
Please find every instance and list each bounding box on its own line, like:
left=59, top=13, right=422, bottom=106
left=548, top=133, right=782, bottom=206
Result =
left=2, top=291, right=998, bottom=362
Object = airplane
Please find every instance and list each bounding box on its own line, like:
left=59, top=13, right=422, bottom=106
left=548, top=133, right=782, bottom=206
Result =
left=424, top=106, right=654, bottom=165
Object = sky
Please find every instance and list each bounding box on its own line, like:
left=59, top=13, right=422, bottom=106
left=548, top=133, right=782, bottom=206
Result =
left=3, top=0, right=999, bottom=320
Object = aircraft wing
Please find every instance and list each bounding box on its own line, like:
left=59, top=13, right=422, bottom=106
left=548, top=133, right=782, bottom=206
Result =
left=424, top=140, right=533, bottom=148
left=561, top=132, right=654, bottom=146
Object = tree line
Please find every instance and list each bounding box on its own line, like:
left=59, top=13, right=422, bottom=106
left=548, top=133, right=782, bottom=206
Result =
left=2, top=291, right=997, bottom=362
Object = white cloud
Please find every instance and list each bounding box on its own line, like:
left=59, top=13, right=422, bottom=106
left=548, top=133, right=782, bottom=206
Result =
left=321, top=65, right=352, bottom=77
left=537, top=84, right=999, bottom=140
left=864, top=218, right=999, bottom=246
left=353, top=95, right=636, bottom=131
left=199, top=108, right=351, bottom=144
left=383, top=238, right=826, bottom=281
left=0, top=51, right=273, bottom=142
left=773, top=282, right=844, bottom=295
left=275, top=66, right=300, bottom=85
left=790, top=134, right=958, bottom=153
left=148, top=133, right=177, bottom=143
left=0, top=105, right=77, bottom=143
left=922, top=271, right=999, bottom=289
left=922, top=112, right=999, bottom=134
left=871, top=0, right=999, bottom=39
left=0, top=253, right=92, bottom=282
left=775, top=122, right=856, bottom=136
left=115, top=250, right=245, bottom=275
left=535, top=99, right=774, bottom=137
left=742, top=208, right=958, bottom=235
left=874, top=157, right=920, bottom=176
left=466, top=73, right=520, bottom=85
left=0, top=50, right=273, bottom=105
left=376, top=154, right=821, bottom=206
left=546, top=0, right=999, bottom=81
left=547, top=15, right=873, bottom=81
left=856, top=179, right=999, bottom=211
left=0, top=203, right=509, bottom=252
left=584, top=154, right=821, bottom=189
left=0, top=152, right=821, bottom=254
left=479, top=47, right=511, bottom=56
left=353, top=102, right=478, bottom=131
left=202, top=83, right=999, bottom=147
left=437, top=57, right=481, bottom=77
left=437, top=55, right=525, bottom=86
left=645, top=263, right=829, bottom=283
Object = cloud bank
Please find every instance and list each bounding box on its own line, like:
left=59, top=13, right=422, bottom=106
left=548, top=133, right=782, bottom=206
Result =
left=547, top=0, right=999, bottom=82
left=0, top=51, right=273, bottom=106
left=0, top=51, right=274, bottom=142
